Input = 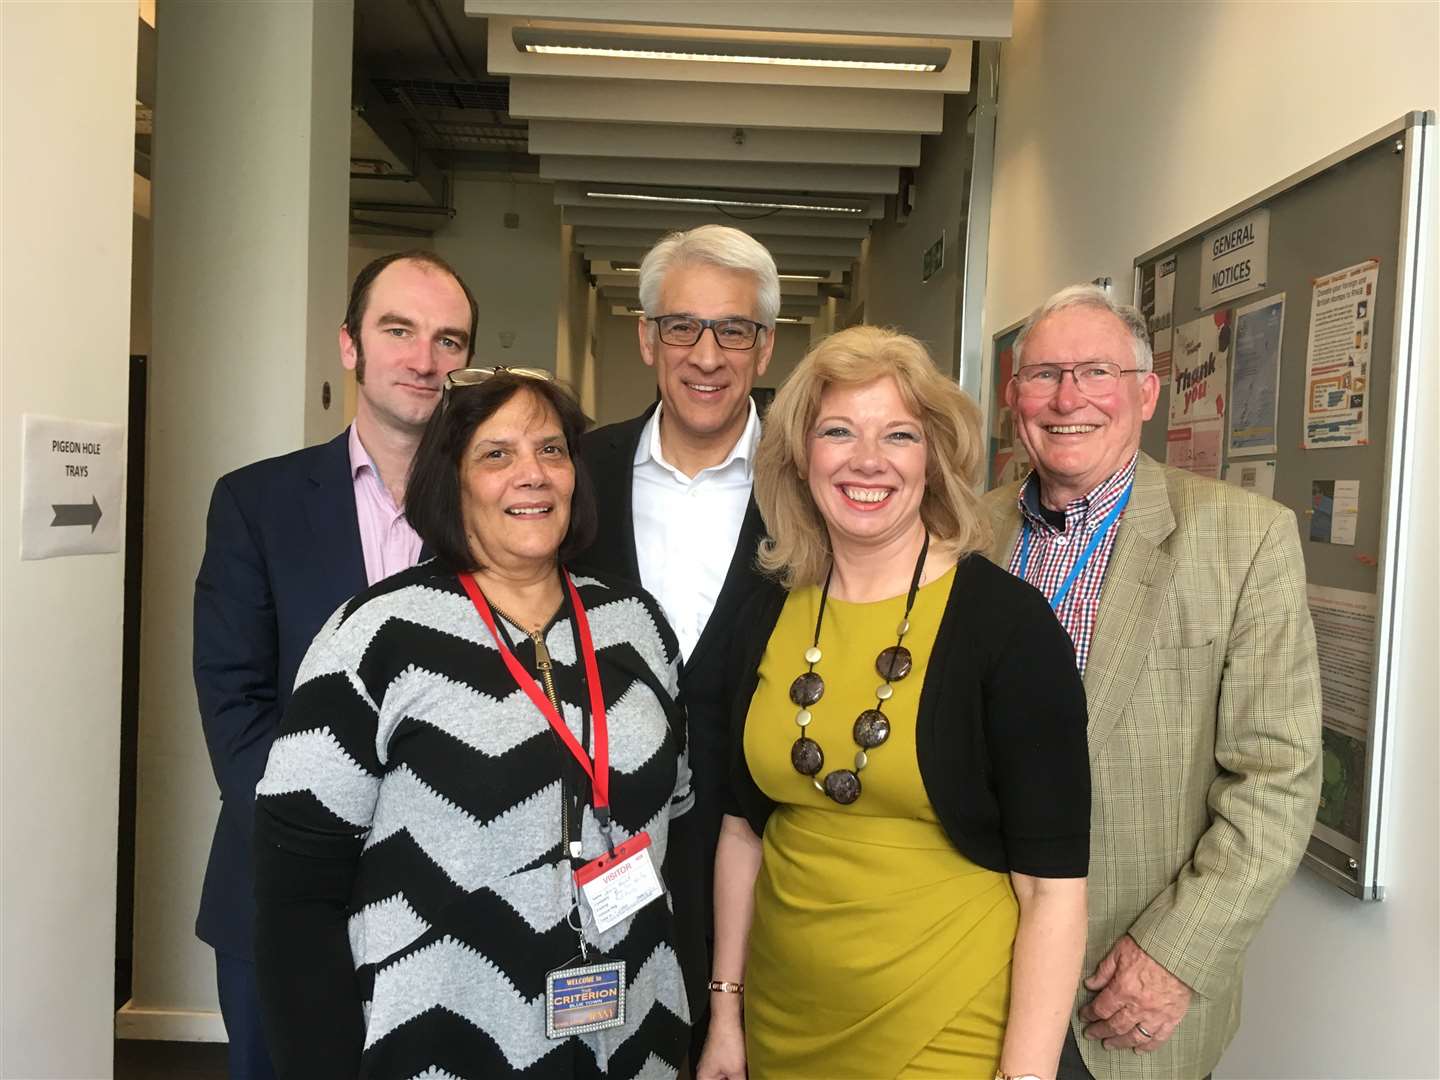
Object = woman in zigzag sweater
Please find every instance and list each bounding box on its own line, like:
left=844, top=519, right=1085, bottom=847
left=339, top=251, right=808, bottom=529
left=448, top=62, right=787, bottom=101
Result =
left=254, top=369, right=694, bottom=1079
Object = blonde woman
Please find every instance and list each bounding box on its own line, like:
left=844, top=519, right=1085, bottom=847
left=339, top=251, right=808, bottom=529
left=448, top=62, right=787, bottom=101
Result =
left=696, top=327, right=1090, bottom=1080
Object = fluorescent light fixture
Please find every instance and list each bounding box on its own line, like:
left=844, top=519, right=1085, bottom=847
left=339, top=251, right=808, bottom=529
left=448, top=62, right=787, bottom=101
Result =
left=777, top=272, right=827, bottom=281
left=514, top=29, right=948, bottom=73
left=775, top=315, right=807, bottom=324
left=584, top=190, right=867, bottom=215
left=610, top=263, right=640, bottom=273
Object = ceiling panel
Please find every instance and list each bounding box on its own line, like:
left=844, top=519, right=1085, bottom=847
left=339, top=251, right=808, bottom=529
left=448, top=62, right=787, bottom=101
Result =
left=550, top=181, right=887, bottom=219
left=509, top=76, right=943, bottom=133
left=593, top=272, right=826, bottom=295
left=486, top=17, right=972, bottom=93
left=561, top=205, right=873, bottom=238
left=541, top=155, right=897, bottom=194
left=582, top=246, right=855, bottom=273
left=465, top=1, right=1013, bottom=40
left=529, top=119, right=921, bottom=167
left=573, top=227, right=861, bottom=257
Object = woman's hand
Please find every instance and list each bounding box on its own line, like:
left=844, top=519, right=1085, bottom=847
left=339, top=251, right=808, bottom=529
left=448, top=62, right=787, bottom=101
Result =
left=695, top=1009, right=747, bottom=1080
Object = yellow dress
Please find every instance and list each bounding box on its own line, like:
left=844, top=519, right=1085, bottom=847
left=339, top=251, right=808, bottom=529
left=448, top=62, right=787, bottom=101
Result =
left=743, top=567, right=1018, bottom=1079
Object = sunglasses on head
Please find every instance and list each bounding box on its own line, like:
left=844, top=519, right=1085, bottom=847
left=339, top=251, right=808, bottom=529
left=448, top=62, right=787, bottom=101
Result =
left=441, top=365, right=554, bottom=410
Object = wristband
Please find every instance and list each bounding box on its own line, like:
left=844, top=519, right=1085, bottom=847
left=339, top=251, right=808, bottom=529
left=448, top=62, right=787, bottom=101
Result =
left=707, top=979, right=744, bottom=994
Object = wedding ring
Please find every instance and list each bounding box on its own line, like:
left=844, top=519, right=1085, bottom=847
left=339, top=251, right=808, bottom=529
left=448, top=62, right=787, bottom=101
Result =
left=1135, top=1023, right=1155, bottom=1039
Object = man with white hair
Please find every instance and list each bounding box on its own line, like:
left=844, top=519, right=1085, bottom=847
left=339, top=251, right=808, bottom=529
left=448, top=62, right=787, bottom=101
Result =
left=574, top=224, right=779, bottom=1043
left=983, top=284, right=1322, bottom=1078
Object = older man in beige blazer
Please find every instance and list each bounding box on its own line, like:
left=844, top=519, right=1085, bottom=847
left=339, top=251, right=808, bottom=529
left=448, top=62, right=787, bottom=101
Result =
left=983, top=284, right=1321, bottom=1079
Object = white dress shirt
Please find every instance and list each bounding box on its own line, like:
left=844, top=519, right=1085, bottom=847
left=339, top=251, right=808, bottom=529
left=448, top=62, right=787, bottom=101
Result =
left=632, top=400, right=760, bottom=662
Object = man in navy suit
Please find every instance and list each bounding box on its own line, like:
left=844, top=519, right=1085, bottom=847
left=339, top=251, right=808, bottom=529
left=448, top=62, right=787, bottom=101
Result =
left=192, top=250, right=477, bottom=1079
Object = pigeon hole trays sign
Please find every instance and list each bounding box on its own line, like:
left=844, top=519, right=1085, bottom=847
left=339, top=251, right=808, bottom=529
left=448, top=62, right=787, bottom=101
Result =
left=20, top=414, right=125, bottom=559
left=1199, top=209, right=1270, bottom=310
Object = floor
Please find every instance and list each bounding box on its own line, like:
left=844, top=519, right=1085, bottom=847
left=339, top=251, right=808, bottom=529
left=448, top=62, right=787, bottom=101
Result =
left=113, top=1040, right=228, bottom=1080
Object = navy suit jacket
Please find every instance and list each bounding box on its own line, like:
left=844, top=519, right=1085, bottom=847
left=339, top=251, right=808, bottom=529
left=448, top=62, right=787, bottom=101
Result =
left=193, top=430, right=369, bottom=958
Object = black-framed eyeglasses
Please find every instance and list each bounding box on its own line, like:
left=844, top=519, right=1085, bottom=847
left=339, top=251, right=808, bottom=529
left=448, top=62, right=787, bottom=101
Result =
left=441, top=365, right=553, bottom=409
left=1013, top=361, right=1145, bottom=398
left=649, top=314, right=768, bottom=351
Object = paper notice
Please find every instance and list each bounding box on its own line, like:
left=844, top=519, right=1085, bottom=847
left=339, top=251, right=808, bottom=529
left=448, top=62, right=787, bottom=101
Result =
left=1303, top=260, right=1378, bottom=448
left=1229, top=293, right=1284, bottom=456
left=1307, top=584, right=1376, bottom=742
left=1308, top=583, right=1377, bottom=850
left=1317, top=725, right=1367, bottom=847
left=1170, top=311, right=1231, bottom=427
left=1165, top=419, right=1223, bottom=479
left=1223, top=459, right=1277, bottom=499
left=1309, top=479, right=1360, bottom=546
left=1151, top=255, right=1176, bottom=378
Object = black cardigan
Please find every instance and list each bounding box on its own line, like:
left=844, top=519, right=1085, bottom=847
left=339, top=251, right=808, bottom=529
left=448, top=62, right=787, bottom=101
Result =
left=721, top=553, right=1091, bottom=878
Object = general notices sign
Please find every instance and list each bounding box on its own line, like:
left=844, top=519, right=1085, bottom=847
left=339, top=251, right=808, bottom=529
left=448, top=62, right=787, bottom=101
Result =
left=20, top=414, right=125, bottom=559
left=1198, top=209, right=1269, bottom=310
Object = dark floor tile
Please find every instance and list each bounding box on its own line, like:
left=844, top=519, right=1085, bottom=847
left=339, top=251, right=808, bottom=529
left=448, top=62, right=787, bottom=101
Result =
left=114, top=1039, right=228, bottom=1080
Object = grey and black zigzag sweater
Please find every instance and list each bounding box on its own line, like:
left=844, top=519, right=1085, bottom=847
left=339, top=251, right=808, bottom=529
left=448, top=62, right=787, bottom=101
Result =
left=254, top=560, right=692, bottom=1080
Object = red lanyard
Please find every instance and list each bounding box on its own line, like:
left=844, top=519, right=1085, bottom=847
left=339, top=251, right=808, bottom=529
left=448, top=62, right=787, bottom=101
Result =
left=459, top=571, right=610, bottom=812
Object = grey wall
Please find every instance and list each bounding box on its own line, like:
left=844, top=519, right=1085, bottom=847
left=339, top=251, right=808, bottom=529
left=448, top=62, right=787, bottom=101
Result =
left=861, top=89, right=975, bottom=375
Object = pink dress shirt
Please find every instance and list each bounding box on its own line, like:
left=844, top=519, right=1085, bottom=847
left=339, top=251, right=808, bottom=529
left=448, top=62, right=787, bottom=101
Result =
left=348, top=423, right=423, bottom=586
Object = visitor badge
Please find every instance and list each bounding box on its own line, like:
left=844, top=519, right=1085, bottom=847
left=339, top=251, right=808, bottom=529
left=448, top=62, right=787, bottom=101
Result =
left=574, top=832, right=664, bottom=935
left=545, top=960, right=626, bottom=1038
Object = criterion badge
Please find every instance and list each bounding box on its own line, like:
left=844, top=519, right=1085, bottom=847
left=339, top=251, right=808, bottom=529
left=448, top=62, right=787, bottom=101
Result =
left=574, top=832, right=664, bottom=935
left=545, top=960, right=626, bottom=1038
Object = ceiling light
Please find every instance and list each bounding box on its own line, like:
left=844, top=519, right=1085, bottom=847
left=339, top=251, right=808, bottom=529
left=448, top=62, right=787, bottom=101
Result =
left=514, top=29, right=947, bottom=73
left=778, top=272, right=827, bottom=281
left=610, top=263, right=640, bottom=273
left=775, top=315, right=807, bottom=324
left=585, top=190, right=867, bottom=215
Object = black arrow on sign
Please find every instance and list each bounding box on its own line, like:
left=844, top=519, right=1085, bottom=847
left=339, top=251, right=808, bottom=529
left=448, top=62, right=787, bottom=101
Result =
left=51, top=496, right=103, bottom=532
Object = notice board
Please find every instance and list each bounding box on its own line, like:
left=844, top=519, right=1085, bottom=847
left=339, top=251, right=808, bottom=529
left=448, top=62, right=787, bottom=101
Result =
left=1131, top=112, right=1432, bottom=899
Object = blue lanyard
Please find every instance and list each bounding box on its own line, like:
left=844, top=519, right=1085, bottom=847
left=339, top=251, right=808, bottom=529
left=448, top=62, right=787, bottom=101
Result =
left=1018, top=484, right=1132, bottom=611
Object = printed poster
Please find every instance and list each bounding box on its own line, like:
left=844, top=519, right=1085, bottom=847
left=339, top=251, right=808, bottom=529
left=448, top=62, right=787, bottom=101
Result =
left=1307, top=584, right=1377, bottom=851
left=1164, top=420, right=1223, bottom=480
left=1318, top=726, right=1366, bottom=847
left=1142, top=255, right=1177, bottom=378
left=1170, top=311, right=1231, bottom=426
left=1167, top=312, right=1230, bottom=480
left=1309, top=479, right=1360, bottom=546
left=1223, top=459, right=1277, bottom=499
left=1229, top=294, right=1284, bottom=456
left=988, top=324, right=1027, bottom=489
left=1303, top=259, right=1378, bottom=448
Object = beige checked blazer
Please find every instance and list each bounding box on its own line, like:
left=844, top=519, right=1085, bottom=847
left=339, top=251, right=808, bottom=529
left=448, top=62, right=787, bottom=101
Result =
left=984, top=453, right=1322, bottom=1078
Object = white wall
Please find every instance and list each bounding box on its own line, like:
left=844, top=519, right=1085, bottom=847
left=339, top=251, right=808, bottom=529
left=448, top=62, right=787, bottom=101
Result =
left=986, top=4, right=1439, bottom=1076
left=350, top=176, right=565, bottom=368
left=127, top=0, right=354, bottom=1039
left=1, top=5, right=137, bottom=1077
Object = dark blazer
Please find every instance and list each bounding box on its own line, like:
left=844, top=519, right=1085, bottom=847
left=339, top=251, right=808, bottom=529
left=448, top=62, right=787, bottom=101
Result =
left=575, top=404, right=768, bottom=786
left=572, top=403, right=770, bottom=1016
left=193, top=430, right=369, bottom=959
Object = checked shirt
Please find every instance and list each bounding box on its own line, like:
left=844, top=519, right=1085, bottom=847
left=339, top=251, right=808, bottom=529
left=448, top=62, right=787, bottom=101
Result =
left=1007, top=452, right=1138, bottom=674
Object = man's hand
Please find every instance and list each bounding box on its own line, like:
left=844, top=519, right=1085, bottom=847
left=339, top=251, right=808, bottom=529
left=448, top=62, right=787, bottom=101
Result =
left=1078, top=934, right=1192, bottom=1053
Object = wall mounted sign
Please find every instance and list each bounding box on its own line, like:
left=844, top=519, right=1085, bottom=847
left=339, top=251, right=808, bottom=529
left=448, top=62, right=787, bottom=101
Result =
left=20, top=413, right=125, bottom=560
left=1199, top=208, right=1270, bottom=309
